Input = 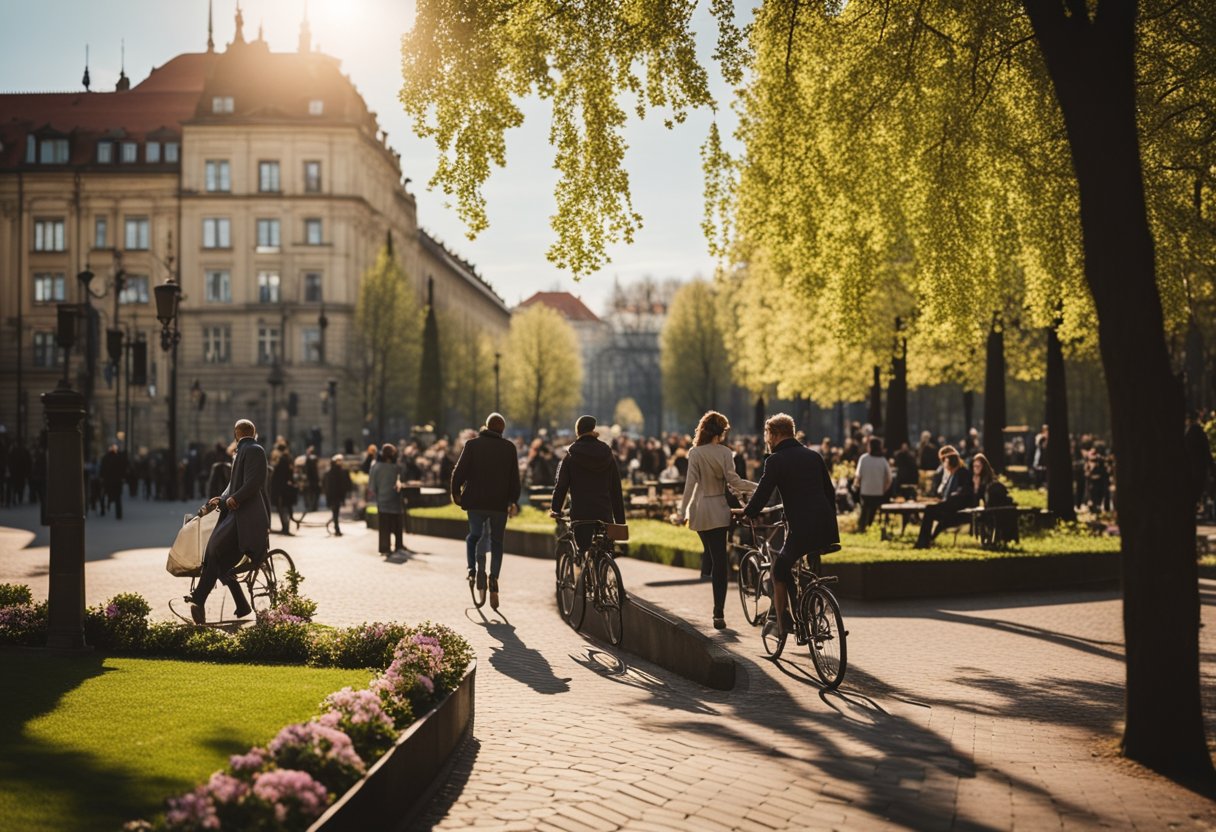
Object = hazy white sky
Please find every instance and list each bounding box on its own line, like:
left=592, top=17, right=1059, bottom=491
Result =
left=1, top=0, right=744, bottom=315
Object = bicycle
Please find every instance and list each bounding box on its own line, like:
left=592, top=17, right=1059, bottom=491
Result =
left=759, top=542, right=848, bottom=689
left=732, top=506, right=786, bottom=626
left=553, top=514, right=626, bottom=646
left=170, top=545, right=296, bottom=627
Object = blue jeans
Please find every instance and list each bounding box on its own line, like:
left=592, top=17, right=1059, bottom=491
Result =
left=466, top=510, right=507, bottom=578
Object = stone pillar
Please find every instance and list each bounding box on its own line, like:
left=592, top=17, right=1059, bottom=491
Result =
left=42, top=385, right=88, bottom=650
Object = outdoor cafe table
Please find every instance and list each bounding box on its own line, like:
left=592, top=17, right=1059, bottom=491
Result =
left=877, top=500, right=938, bottom=540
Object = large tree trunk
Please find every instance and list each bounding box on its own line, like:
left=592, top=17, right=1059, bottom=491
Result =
left=886, top=343, right=909, bottom=451
left=1045, top=325, right=1076, bottom=522
left=1025, top=0, right=1209, bottom=778
left=868, top=366, right=883, bottom=431
left=983, top=321, right=1007, bottom=471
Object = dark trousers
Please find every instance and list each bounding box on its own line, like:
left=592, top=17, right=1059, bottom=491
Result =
left=331, top=505, right=341, bottom=533
left=915, top=504, right=962, bottom=548
left=378, top=512, right=404, bottom=553
left=858, top=495, right=883, bottom=532
left=105, top=486, right=123, bottom=520
left=192, top=511, right=248, bottom=609
left=466, top=510, right=507, bottom=578
left=276, top=497, right=292, bottom=533
left=697, top=527, right=730, bottom=617
left=574, top=523, right=597, bottom=556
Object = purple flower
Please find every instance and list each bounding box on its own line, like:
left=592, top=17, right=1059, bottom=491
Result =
left=228, top=746, right=268, bottom=775
left=269, top=721, right=364, bottom=772
left=164, top=787, right=219, bottom=830
left=105, top=603, right=119, bottom=619
left=251, top=769, right=330, bottom=823
left=206, top=772, right=247, bottom=805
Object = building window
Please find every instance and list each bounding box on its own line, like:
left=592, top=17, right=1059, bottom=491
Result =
left=125, top=217, right=150, bottom=250
left=146, top=141, right=161, bottom=163
left=304, top=160, right=321, bottom=193
left=97, top=142, right=113, bottom=163
left=303, top=272, right=323, bottom=303
left=94, top=217, right=107, bottom=249
left=205, top=270, right=232, bottom=303
left=203, top=326, right=231, bottom=364
left=256, top=218, right=281, bottom=250
left=33, top=219, right=66, bottom=251
left=33, top=332, right=60, bottom=368
left=119, top=275, right=149, bottom=305
left=258, top=272, right=281, bottom=304
left=39, top=139, right=69, bottom=164
left=257, top=326, right=281, bottom=365
left=203, top=217, right=231, bottom=249
left=25, top=135, right=35, bottom=163
left=258, top=161, right=280, bottom=193
left=120, top=142, right=138, bottom=163
left=302, top=327, right=322, bottom=364
left=308, top=99, right=324, bottom=116
left=205, top=160, right=231, bottom=192
left=305, top=218, right=323, bottom=245
left=33, top=273, right=66, bottom=303
left=212, top=96, right=234, bottom=114
left=164, top=142, right=179, bottom=163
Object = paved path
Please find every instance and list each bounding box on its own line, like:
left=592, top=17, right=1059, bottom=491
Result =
left=1, top=499, right=1214, bottom=830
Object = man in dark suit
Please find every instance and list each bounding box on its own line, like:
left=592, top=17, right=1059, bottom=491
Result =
left=913, top=445, right=974, bottom=549
left=187, top=419, right=271, bottom=623
left=743, top=414, right=839, bottom=641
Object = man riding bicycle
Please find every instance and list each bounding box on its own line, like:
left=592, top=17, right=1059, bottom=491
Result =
left=743, top=413, right=839, bottom=646
left=550, top=415, right=626, bottom=553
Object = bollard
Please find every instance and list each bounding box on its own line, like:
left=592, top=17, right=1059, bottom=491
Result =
left=42, top=384, right=89, bottom=650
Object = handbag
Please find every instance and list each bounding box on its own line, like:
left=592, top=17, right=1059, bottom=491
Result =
left=605, top=523, right=629, bottom=542
left=166, top=509, right=218, bottom=577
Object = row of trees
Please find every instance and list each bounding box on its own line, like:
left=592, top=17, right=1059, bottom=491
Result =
left=400, top=0, right=1216, bottom=781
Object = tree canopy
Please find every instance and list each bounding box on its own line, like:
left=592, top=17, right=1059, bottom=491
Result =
left=660, top=279, right=732, bottom=426
left=354, top=245, right=420, bottom=441
left=503, top=304, right=584, bottom=436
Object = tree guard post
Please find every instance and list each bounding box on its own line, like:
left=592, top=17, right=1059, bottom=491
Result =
left=42, top=384, right=89, bottom=650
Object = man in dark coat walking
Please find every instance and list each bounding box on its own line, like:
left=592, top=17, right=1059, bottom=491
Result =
left=743, top=413, right=839, bottom=642
left=551, top=415, right=627, bottom=557
left=99, top=444, right=128, bottom=520
left=187, top=419, right=271, bottom=623
left=1185, top=411, right=1215, bottom=508
left=451, top=413, right=521, bottom=609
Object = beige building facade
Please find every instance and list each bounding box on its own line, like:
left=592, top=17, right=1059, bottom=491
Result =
left=0, top=15, right=509, bottom=458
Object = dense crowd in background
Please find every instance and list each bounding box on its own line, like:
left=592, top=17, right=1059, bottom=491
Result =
left=1, top=405, right=1213, bottom=526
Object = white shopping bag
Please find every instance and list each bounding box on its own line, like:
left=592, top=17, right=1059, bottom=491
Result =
left=166, top=510, right=219, bottom=577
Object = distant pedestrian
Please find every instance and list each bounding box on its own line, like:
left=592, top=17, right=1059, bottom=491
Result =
left=269, top=443, right=296, bottom=536
left=854, top=437, right=892, bottom=533
left=1184, top=411, right=1215, bottom=508
left=207, top=443, right=234, bottom=499
left=914, top=446, right=974, bottom=549
left=303, top=446, right=321, bottom=512
left=451, top=413, right=521, bottom=609
left=323, top=454, right=351, bottom=536
left=674, top=411, right=757, bottom=630
left=100, top=444, right=127, bottom=520
left=369, top=444, right=405, bottom=556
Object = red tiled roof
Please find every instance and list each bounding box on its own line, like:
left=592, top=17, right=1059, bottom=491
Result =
left=518, top=292, right=601, bottom=323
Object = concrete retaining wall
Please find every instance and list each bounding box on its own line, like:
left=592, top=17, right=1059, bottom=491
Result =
left=310, top=660, right=476, bottom=832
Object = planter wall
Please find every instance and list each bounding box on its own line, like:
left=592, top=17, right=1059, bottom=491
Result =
left=310, top=660, right=476, bottom=832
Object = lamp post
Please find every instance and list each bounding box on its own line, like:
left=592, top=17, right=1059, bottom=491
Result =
left=318, top=303, right=328, bottom=365
left=494, top=351, right=502, bottom=413
left=327, top=378, right=337, bottom=455
left=268, top=361, right=285, bottom=441
left=154, top=277, right=182, bottom=500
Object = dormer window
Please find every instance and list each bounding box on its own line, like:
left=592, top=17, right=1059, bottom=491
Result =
left=39, top=139, right=69, bottom=164
left=212, top=96, right=234, bottom=114
left=97, top=142, right=113, bottom=163
left=146, top=141, right=161, bottom=163
left=121, top=142, right=138, bottom=163
left=165, top=142, right=179, bottom=163
left=308, top=99, right=324, bottom=116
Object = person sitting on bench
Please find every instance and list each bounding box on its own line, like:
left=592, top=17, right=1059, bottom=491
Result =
left=914, top=445, right=974, bottom=549
left=187, top=419, right=271, bottom=623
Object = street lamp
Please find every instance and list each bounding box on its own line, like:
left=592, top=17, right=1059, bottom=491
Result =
left=494, top=351, right=501, bottom=413
left=154, top=277, right=182, bottom=500
left=318, top=303, right=328, bottom=365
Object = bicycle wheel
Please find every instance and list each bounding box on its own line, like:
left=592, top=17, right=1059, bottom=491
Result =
left=250, top=549, right=295, bottom=613
left=556, top=543, right=577, bottom=619
left=803, top=586, right=847, bottom=689
left=598, top=556, right=625, bottom=646
left=567, top=557, right=588, bottom=630
left=736, top=549, right=764, bottom=626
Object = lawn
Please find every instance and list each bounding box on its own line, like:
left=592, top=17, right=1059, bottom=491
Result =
left=0, top=652, right=371, bottom=832
left=412, top=497, right=1120, bottom=567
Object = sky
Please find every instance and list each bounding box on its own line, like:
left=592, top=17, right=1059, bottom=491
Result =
left=0, top=0, right=745, bottom=315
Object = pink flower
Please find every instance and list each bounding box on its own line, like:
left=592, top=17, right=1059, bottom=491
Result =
left=105, top=603, right=119, bottom=619
left=206, top=772, right=247, bottom=805
left=269, top=721, right=364, bottom=772
left=416, top=674, right=434, bottom=694
left=165, top=788, right=219, bottom=830
left=228, top=746, right=268, bottom=774
left=251, top=769, right=330, bottom=822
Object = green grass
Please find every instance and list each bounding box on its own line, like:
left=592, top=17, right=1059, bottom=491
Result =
left=0, top=652, right=371, bottom=832
left=413, top=501, right=1120, bottom=567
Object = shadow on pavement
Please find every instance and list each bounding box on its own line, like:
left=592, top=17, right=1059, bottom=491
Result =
left=568, top=646, right=720, bottom=716
left=478, top=618, right=571, bottom=696
left=407, top=736, right=482, bottom=832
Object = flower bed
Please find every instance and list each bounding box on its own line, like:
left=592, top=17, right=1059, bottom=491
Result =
left=0, top=582, right=474, bottom=832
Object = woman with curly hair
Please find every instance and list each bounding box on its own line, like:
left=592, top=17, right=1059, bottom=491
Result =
left=673, top=411, right=757, bottom=629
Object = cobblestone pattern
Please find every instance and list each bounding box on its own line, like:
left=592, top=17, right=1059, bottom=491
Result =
left=1, top=500, right=1214, bottom=830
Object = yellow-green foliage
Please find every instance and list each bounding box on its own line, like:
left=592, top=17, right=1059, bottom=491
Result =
left=660, top=279, right=733, bottom=426
left=503, top=304, right=584, bottom=434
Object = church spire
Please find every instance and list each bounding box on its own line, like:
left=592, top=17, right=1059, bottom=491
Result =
left=82, top=44, right=91, bottom=92
left=206, top=0, right=215, bottom=52
left=116, top=39, right=129, bottom=92
left=234, top=1, right=245, bottom=44
left=298, top=0, right=312, bottom=53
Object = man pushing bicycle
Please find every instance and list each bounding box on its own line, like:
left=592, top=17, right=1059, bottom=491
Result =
left=549, top=415, right=626, bottom=553
left=743, top=413, right=839, bottom=648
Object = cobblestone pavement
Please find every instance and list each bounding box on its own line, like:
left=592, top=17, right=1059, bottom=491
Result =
left=1, top=499, right=1215, bottom=830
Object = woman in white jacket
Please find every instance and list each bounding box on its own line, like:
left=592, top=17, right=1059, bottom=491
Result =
left=674, top=411, right=757, bottom=629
